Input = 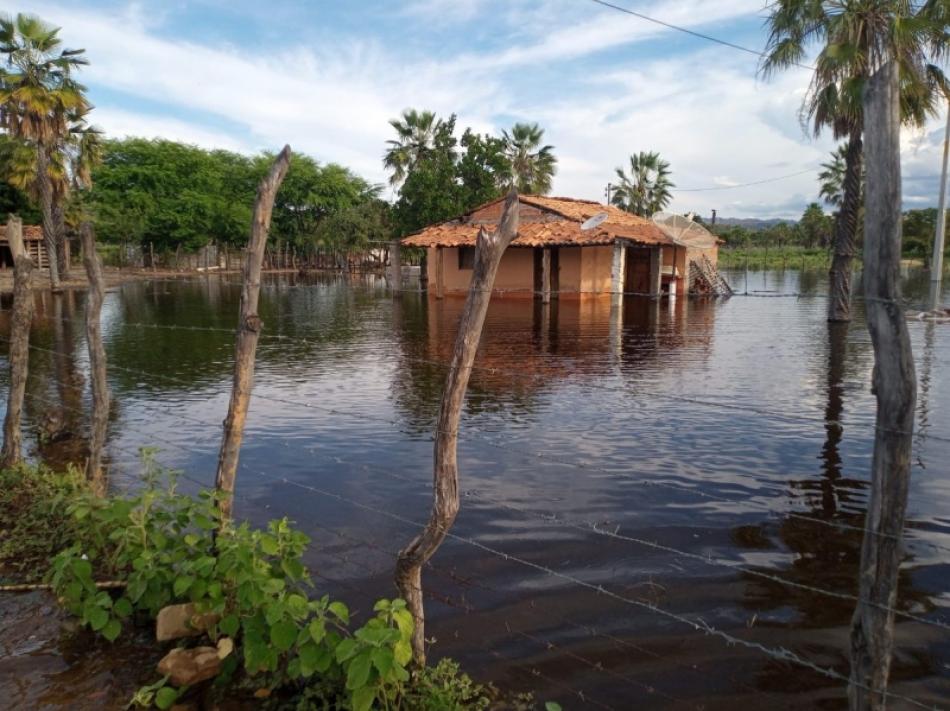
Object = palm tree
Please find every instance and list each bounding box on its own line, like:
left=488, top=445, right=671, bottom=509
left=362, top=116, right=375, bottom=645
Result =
left=383, top=109, right=442, bottom=187
left=818, top=145, right=847, bottom=209
left=3, top=104, right=101, bottom=273
left=611, top=151, right=674, bottom=217
left=501, top=122, right=557, bottom=194
left=0, top=13, right=88, bottom=288
left=762, top=0, right=948, bottom=322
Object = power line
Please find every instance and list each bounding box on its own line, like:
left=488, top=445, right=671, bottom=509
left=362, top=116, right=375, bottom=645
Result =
left=674, top=168, right=818, bottom=192
left=587, top=0, right=814, bottom=71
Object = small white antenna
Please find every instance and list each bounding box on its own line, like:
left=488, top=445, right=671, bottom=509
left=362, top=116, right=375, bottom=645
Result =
left=580, top=211, right=609, bottom=231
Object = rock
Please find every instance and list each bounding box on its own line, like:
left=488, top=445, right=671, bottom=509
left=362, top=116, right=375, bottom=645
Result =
left=156, top=603, right=219, bottom=642
left=216, top=637, right=233, bottom=659
left=157, top=646, right=220, bottom=687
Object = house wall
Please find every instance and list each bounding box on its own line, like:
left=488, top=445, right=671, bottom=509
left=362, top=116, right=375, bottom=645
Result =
left=427, top=245, right=610, bottom=297
left=430, top=246, right=537, bottom=295
left=580, top=246, right=613, bottom=294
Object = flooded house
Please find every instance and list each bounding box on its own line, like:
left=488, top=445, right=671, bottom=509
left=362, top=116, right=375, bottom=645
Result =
left=0, top=223, right=57, bottom=269
left=401, top=195, right=723, bottom=298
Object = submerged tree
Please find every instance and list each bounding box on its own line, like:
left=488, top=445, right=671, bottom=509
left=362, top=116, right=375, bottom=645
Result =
left=611, top=151, right=674, bottom=217
left=501, top=122, right=557, bottom=194
left=0, top=13, right=89, bottom=288
left=762, top=0, right=949, bottom=322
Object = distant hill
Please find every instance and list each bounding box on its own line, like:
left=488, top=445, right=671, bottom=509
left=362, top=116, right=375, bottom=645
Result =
left=713, top=217, right=795, bottom=229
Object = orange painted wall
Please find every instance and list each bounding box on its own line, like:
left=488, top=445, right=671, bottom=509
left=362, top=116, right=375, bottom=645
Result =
left=580, top=246, right=613, bottom=294
left=426, top=243, right=718, bottom=298
left=430, top=246, right=535, bottom=295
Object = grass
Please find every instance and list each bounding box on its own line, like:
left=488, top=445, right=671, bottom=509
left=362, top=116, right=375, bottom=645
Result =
left=0, top=463, right=93, bottom=584
left=718, top=246, right=836, bottom=270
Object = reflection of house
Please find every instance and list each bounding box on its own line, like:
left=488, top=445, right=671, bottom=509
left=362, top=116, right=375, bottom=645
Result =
left=402, top=196, right=719, bottom=298
left=0, top=224, right=55, bottom=269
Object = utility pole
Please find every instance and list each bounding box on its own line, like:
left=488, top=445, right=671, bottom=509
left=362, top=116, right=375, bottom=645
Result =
left=711, top=209, right=717, bottom=227
left=931, top=99, right=950, bottom=285
left=605, top=182, right=613, bottom=205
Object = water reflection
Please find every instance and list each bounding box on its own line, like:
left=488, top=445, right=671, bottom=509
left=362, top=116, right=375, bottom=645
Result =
left=3, top=269, right=950, bottom=708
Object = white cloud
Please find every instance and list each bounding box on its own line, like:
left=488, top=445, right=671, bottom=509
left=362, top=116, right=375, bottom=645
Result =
left=6, top=0, right=948, bottom=219
left=91, top=106, right=253, bottom=153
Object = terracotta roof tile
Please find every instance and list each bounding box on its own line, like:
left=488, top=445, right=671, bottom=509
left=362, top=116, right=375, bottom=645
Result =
left=1, top=224, right=43, bottom=241
left=402, top=195, right=672, bottom=248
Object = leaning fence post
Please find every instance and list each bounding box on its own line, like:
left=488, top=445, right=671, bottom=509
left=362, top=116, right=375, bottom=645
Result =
left=214, top=146, right=292, bottom=523
left=395, top=188, right=521, bottom=665
left=1, top=216, right=34, bottom=467
left=848, top=60, right=915, bottom=711
left=81, top=222, right=110, bottom=494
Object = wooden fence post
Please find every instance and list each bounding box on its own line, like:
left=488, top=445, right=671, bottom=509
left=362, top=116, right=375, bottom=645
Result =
left=1, top=217, right=34, bottom=467
left=389, top=240, right=401, bottom=295
left=848, top=60, right=915, bottom=711
left=81, top=222, right=110, bottom=494
left=214, top=146, right=291, bottom=523
left=395, top=189, right=520, bottom=665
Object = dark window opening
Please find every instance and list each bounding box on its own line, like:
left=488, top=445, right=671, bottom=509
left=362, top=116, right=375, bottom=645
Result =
left=458, top=246, right=475, bottom=270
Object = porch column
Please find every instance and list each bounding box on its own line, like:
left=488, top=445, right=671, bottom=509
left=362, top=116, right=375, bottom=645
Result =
left=389, top=240, right=401, bottom=296
left=434, top=247, right=444, bottom=299
left=542, top=248, right=551, bottom=304
left=610, top=241, right=625, bottom=295
left=650, top=246, right=663, bottom=296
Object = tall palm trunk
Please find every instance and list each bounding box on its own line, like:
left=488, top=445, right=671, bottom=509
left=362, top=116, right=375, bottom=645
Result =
left=54, top=202, right=69, bottom=281
left=828, top=129, right=863, bottom=322
left=36, top=146, right=61, bottom=290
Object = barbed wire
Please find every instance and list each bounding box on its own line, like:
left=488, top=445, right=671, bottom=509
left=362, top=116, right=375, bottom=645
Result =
left=257, top=471, right=941, bottom=710
left=314, top=454, right=950, bottom=634
left=9, top=336, right=950, bottom=558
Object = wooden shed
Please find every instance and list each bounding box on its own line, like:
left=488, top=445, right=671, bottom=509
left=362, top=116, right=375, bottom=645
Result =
left=401, top=195, right=720, bottom=298
left=0, top=224, right=57, bottom=269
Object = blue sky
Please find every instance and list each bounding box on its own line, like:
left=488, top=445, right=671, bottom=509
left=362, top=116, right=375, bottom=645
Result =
left=7, top=0, right=949, bottom=218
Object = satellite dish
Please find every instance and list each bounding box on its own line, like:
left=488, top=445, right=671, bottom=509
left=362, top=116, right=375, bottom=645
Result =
left=580, top=211, right=609, bottom=231
left=651, top=212, right=717, bottom=249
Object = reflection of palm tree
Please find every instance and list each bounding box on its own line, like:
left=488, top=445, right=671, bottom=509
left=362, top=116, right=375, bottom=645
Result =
left=729, top=322, right=937, bottom=698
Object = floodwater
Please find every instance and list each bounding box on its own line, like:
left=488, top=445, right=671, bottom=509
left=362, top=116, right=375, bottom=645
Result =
left=2, top=267, right=950, bottom=709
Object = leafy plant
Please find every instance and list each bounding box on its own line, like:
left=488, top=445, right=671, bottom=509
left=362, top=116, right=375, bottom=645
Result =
left=45, top=460, right=424, bottom=709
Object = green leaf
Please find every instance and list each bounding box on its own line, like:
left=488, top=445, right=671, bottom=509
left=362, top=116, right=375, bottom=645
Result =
left=371, top=647, right=394, bottom=677
left=102, top=618, right=122, bottom=642
left=393, top=639, right=412, bottom=667
left=336, top=638, right=358, bottom=663
left=86, top=605, right=109, bottom=631
left=155, top=686, right=179, bottom=710
left=351, top=685, right=375, bottom=711
left=346, top=651, right=373, bottom=690
left=64, top=581, right=83, bottom=602
left=220, top=614, right=240, bottom=637
left=308, top=618, right=326, bottom=644
left=113, top=597, right=133, bottom=619
left=260, top=535, right=279, bottom=555
left=269, top=620, right=297, bottom=652
left=173, top=575, right=194, bottom=597
left=545, top=703, right=563, bottom=711
left=298, top=642, right=320, bottom=677
left=194, top=514, right=216, bottom=530
left=328, top=601, right=349, bottom=624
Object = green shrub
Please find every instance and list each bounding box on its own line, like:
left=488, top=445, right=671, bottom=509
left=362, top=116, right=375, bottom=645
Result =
left=43, top=458, right=453, bottom=710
